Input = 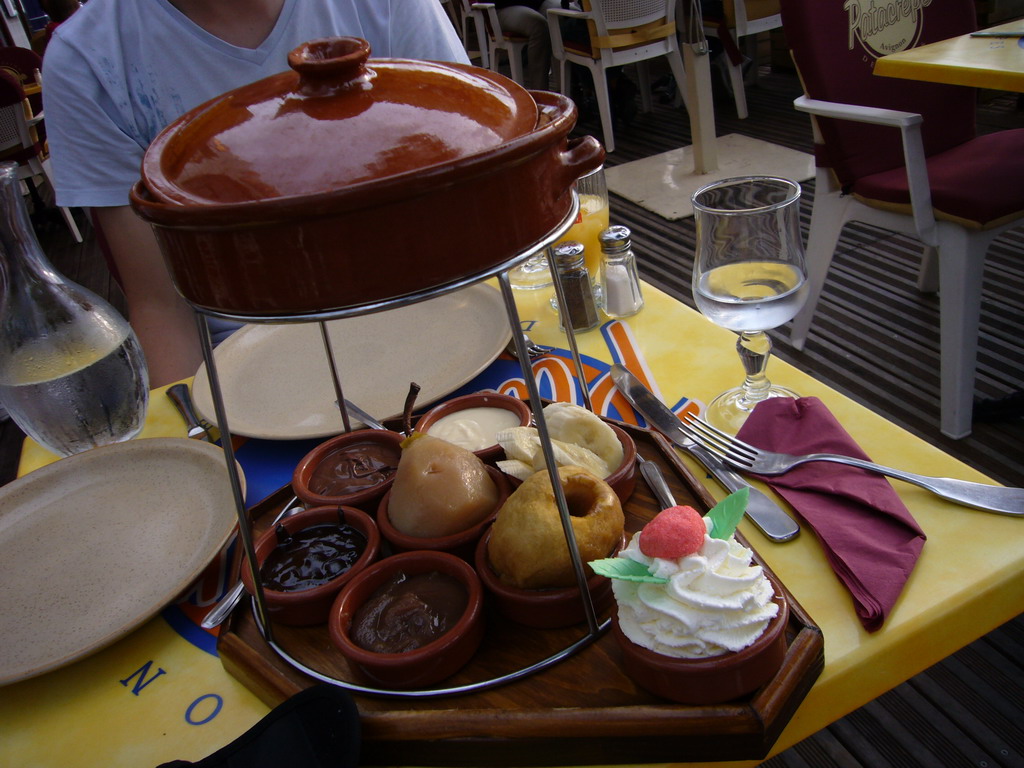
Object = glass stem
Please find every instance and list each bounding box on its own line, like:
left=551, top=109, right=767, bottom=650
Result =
left=735, top=331, right=773, bottom=407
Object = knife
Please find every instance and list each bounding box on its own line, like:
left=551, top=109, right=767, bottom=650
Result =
left=638, top=457, right=677, bottom=510
left=610, top=364, right=799, bottom=542
left=167, top=383, right=218, bottom=442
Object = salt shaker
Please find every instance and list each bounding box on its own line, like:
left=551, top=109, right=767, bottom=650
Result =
left=599, top=225, right=644, bottom=318
left=551, top=241, right=600, bottom=332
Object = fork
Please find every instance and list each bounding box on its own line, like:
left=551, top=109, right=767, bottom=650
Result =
left=505, top=332, right=553, bottom=360
left=677, top=413, right=1024, bottom=517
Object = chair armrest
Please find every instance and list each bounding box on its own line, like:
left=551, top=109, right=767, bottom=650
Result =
left=472, top=2, right=506, bottom=45
left=793, top=94, right=936, bottom=246
left=546, top=7, right=592, bottom=60
left=546, top=6, right=590, bottom=19
left=794, top=94, right=922, bottom=128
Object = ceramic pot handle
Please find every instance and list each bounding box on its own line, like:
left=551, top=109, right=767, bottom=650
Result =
left=558, top=135, right=605, bottom=191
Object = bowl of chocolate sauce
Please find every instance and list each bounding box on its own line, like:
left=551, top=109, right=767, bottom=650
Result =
left=328, top=550, right=484, bottom=689
left=241, top=505, right=380, bottom=626
left=293, top=428, right=404, bottom=512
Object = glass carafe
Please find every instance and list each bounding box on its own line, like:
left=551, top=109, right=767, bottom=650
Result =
left=0, top=162, right=148, bottom=456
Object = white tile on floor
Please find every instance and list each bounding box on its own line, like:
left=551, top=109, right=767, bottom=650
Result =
left=605, top=134, right=815, bottom=220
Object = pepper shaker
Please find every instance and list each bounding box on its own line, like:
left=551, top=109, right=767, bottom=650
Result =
left=599, top=225, right=644, bottom=318
left=551, top=241, right=600, bottom=332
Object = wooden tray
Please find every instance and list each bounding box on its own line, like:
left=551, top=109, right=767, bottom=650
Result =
left=218, top=423, right=824, bottom=765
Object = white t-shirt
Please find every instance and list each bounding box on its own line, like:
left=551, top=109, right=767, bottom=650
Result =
left=43, top=0, right=470, bottom=208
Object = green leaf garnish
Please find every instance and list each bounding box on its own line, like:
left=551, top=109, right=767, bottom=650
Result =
left=705, top=487, right=749, bottom=540
left=589, top=557, right=668, bottom=584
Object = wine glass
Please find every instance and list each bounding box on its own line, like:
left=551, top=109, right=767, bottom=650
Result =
left=691, top=176, right=807, bottom=432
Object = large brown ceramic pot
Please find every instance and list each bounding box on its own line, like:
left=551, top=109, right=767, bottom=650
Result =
left=130, top=37, right=604, bottom=317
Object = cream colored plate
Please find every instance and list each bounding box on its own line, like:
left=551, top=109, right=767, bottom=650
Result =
left=0, top=439, right=239, bottom=686
left=192, top=284, right=512, bottom=440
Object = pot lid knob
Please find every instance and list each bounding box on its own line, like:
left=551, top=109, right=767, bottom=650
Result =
left=288, top=37, right=373, bottom=97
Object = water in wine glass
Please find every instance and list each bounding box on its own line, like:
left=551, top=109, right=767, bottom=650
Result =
left=694, top=261, right=807, bottom=332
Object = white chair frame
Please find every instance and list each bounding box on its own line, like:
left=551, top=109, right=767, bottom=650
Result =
left=789, top=94, right=1020, bottom=439
left=457, top=0, right=490, bottom=67
left=702, top=0, right=781, bottom=119
left=0, top=100, right=82, bottom=243
left=473, top=2, right=529, bottom=86
left=547, top=0, right=688, bottom=153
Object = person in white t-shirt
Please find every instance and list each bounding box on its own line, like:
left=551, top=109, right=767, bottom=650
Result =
left=43, top=0, right=469, bottom=387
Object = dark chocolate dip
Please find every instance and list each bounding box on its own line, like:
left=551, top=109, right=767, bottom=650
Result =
left=308, top=440, right=399, bottom=496
left=350, top=571, right=468, bottom=654
left=261, top=523, right=367, bottom=591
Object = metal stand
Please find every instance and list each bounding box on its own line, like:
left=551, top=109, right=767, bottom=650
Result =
left=197, top=196, right=610, bottom=698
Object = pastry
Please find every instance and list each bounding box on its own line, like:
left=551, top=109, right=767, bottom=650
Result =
left=487, top=465, right=624, bottom=588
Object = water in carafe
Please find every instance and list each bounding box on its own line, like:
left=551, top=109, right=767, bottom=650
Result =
left=0, top=162, right=148, bottom=456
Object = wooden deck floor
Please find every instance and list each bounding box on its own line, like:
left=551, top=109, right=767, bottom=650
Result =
left=1, top=62, right=1021, bottom=768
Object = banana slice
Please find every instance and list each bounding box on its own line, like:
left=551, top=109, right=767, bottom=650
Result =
left=543, top=402, right=624, bottom=469
left=496, top=426, right=540, bottom=463
left=533, top=438, right=609, bottom=478
left=496, top=458, right=535, bottom=481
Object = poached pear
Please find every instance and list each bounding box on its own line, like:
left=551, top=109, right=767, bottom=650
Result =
left=388, top=433, right=499, bottom=538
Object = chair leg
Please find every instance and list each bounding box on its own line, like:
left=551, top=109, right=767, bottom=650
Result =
left=557, top=58, right=571, bottom=97
left=917, top=245, right=939, bottom=293
left=591, top=65, right=616, bottom=153
left=41, top=156, right=84, bottom=243
left=789, top=174, right=854, bottom=350
left=59, top=207, right=83, bottom=243
left=508, top=46, right=525, bottom=86
left=666, top=50, right=689, bottom=113
left=636, top=62, right=653, bottom=113
left=936, top=226, right=992, bottom=439
left=727, top=59, right=748, bottom=118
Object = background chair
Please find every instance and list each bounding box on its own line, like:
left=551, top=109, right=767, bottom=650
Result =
left=0, top=70, right=81, bottom=243
left=547, top=0, right=688, bottom=153
left=0, top=46, right=44, bottom=117
left=701, top=0, right=781, bottom=119
left=779, top=0, right=1024, bottom=439
left=473, top=2, right=528, bottom=86
left=452, top=0, right=490, bottom=66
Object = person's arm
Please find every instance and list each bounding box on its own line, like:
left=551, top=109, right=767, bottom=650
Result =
left=93, top=206, right=203, bottom=387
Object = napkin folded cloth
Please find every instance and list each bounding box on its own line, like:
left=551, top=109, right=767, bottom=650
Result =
left=737, top=397, right=926, bottom=632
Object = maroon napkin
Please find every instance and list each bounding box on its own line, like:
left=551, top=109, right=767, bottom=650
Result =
left=737, top=397, right=926, bottom=632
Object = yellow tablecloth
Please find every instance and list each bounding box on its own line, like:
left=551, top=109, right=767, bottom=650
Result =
left=5, top=283, right=1021, bottom=768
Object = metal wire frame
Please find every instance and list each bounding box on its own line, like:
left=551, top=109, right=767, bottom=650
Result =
left=194, top=195, right=616, bottom=698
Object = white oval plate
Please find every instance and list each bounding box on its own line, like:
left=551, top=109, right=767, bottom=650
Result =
left=0, top=438, right=239, bottom=686
left=191, top=283, right=512, bottom=440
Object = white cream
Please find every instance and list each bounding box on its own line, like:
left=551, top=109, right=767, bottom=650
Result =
left=427, top=406, right=522, bottom=452
left=613, top=520, right=778, bottom=659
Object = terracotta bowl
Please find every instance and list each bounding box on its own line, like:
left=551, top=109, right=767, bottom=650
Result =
left=611, top=576, right=790, bottom=705
left=328, top=550, right=485, bottom=689
left=240, top=505, right=380, bottom=627
left=292, top=429, right=404, bottom=511
left=504, top=423, right=637, bottom=505
left=413, top=392, right=532, bottom=463
left=376, top=466, right=511, bottom=561
left=474, top=529, right=626, bottom=629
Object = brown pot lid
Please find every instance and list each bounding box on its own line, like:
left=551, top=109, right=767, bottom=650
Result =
left=141, top=37, right=539, bottom=206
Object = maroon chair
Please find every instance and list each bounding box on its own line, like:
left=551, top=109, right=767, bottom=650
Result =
left=779, top=0, right=1024, bottom=439
left=0, top=46, right=44, bottom=118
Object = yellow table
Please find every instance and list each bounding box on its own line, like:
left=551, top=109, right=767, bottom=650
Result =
left=874, top=19, right=1024, bottom=92
left=4, top=283, right=1022, bottom=768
